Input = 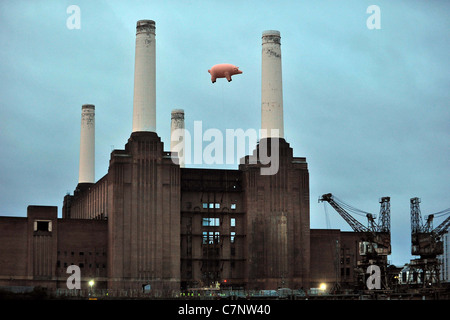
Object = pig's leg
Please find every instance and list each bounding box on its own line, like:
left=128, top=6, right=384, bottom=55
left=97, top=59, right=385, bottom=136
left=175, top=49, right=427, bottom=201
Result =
left=225, top=72, right=232, bottom=82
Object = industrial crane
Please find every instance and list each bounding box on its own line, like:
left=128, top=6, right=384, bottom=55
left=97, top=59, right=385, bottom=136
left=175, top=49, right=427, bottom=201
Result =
left=409, top=197, right=450, bottom=286
left=319, top=193, right=391, bottom=289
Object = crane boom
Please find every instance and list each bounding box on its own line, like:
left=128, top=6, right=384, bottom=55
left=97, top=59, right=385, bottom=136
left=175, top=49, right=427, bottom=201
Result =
left=433, top=215, right=450, bottom=237
left=319, top=193, right=368, bottom=232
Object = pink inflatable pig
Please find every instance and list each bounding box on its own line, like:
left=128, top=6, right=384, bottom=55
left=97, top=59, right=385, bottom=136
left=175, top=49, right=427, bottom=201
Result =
left=208, top=64, right=243, bottom=83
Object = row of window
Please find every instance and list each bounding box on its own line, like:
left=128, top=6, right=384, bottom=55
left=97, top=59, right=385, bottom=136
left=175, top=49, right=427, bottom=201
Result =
left=57, top=261, right=106, bottom=269
left=58, top=251, right=106, bottom=257
left=202, top=203, right=237, bottom=210
left=202, top=217, right=236, bottom=227
left=202, top=231, right=236, bottom=244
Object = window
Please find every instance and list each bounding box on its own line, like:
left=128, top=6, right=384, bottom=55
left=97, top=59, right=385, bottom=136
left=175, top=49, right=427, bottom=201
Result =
left=202, top=217, right=219, bottom=227
left=230, top=231, right=236, bottom=244
left=230, top=218, right=236, bottom=227
left=231, top=204, right=236, bottom=210
left=34, top=220, right=51, bottom=232
left=202, top=231, right=220, bottom=244
left=203, top=203, right=220, bottom=209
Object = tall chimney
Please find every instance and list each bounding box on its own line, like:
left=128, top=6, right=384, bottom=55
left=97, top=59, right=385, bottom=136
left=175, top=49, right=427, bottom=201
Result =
left=170, top=109, right=185, bottom=168
left=132, top=20, right=156, bottom=133
left=261, top=30, right=284, bottom=139
left=79, top=104, right=95, bottom=184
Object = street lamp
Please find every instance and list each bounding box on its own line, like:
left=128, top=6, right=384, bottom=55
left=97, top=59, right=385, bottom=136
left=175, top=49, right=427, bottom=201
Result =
left=88, top=279, right=95, bottom=296
left=319, top=283, right=327, bottom=292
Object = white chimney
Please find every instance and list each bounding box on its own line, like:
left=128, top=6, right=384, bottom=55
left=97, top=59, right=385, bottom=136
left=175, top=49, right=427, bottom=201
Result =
left=79, top=104, right=95, bottom=183
left=170, top=109, right=185, bottom=168
left=132, top=20, right=156, bottom=133
left=261, top=30, right=284, bottom=139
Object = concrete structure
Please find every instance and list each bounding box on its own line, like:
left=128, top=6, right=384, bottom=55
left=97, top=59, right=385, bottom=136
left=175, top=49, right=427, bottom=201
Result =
left=132, top=20, right=156, bottom=133
left=0, top=21, right=364, bottom=296
left=170, top=109, right=185, bottom=168
left=78, top=104, right=95, bottom=184
left=261, top=30, right=284, bottom=139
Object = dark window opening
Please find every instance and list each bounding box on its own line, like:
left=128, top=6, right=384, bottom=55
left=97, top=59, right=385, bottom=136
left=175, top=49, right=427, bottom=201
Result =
left=36, top=221, right=50, bottom=232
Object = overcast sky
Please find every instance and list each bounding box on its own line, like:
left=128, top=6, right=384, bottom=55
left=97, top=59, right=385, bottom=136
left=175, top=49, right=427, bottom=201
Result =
left=0, top=0, right=448, bottom=266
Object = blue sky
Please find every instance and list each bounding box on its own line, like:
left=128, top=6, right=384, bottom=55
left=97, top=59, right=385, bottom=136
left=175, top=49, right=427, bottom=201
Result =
left=0, top=0, right=449, bottom=266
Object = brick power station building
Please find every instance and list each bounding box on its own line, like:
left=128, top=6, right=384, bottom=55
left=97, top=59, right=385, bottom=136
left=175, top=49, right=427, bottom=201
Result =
left=0, top=20, right=363, bottom=296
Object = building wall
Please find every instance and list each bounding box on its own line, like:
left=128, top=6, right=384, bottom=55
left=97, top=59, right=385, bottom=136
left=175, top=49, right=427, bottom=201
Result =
left=0, top=206, right=107, bottom=290
left=310, top=229, right=341, bottom=288
left=339, top=232, right=363, bottom=288
left=56, top=218, right=108, bottom=288
left=240, top=138, right=310, bottom=290
left=0, top=216, right=28, bottom=286
left=180, top=168, right=246, bottom=289
left=63, top=175, right=108, bottom=220
left=0, top=208, right=363, bottom=292
left=107, top=132, right=180, bottom=292
left=310, top=230, right=362, bottom=290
